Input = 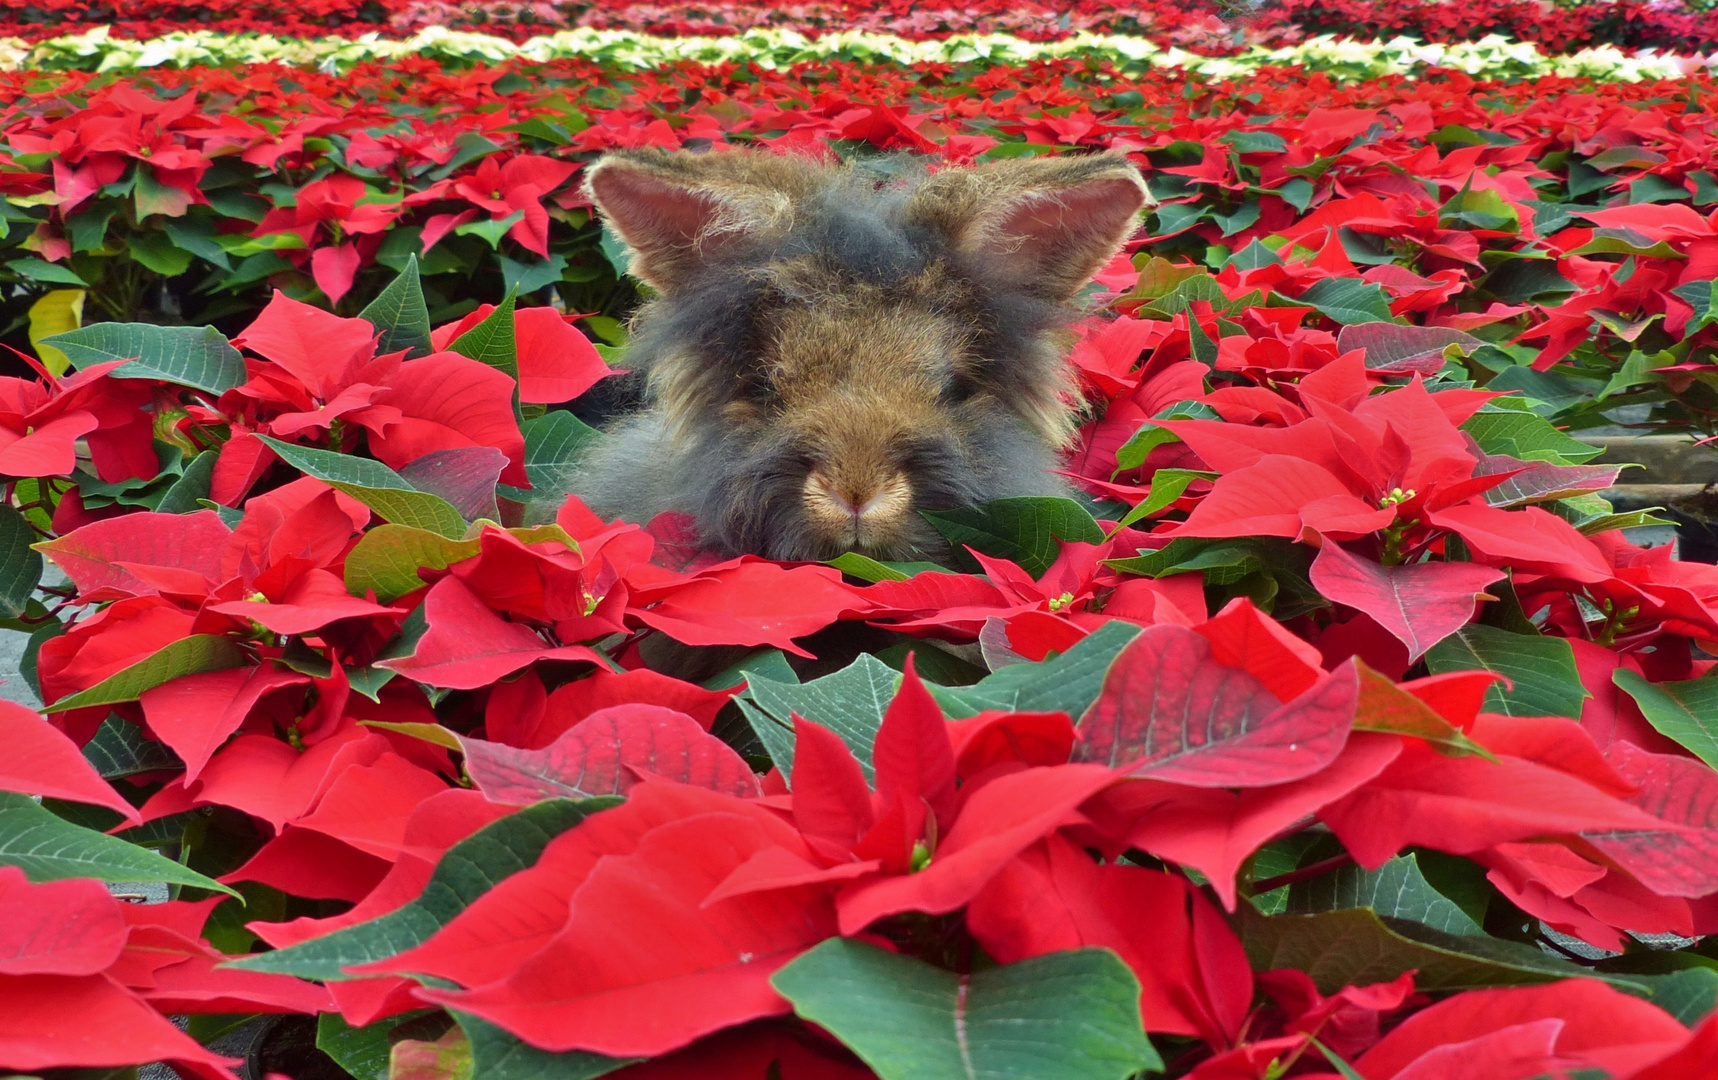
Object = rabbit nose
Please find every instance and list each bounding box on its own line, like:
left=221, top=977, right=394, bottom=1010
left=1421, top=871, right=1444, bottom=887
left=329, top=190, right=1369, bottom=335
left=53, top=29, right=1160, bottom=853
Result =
left=810, top=475, right=872, bottom=518
left=804, top=472, right=913, bottom=534
left=830, top=487, right=884, bottom=518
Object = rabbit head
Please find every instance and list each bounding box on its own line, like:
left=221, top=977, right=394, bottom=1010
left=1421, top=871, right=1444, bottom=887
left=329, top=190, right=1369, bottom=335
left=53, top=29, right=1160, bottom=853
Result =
left=576, top=147, right=1148, bottom=562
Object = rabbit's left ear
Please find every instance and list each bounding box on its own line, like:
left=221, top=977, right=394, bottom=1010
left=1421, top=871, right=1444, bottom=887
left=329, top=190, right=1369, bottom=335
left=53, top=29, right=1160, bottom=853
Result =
left=906, top=153, right=1151, bottom=302
left=583, top=148, right=828, bottom=295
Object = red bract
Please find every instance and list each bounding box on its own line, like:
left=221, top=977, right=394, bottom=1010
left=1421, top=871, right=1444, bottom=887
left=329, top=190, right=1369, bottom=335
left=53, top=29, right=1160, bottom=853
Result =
left=139, top=665, right=312, bottom=782
left=459, top=702, right=762, bottom=803
left=377, top=575, right=603, bottom=688
left=0, top=361, right=155, bottom=482
left=0, top=867, right=128, bottom=977
left=857, top=539, right=1204, bottom=648
left=791, top=665, right=1121, bottom=936
left=0, top=700, right=142, bottom=822
left=1309, top=540, right=1503, bottom=662
left=1355, top=980, right=1694, bottom=1079
left=254, top=174, right=401, bottom=304
left=0, top=974, right=243, bottom=1079
left=146, top=724, right=450, bottom=844
left=35, top=595, right=198, bottom=711
left=407, top=153, right=579, bottom=259
left=430, top=303, right=616, bottom=405
left=1185, top=972, right=1420, bottom=1076
left=0, top=367, right=106, bottom=478
left=5, top=0, right=1718, bottom=50
left=419, top=789, right=837, bottom=1056
left=1320, top=720, right=1676, bottom=865
left=967, top=834, right=1255, bottom=1044
left=37, top=509, right=232, bottom=602
left=1092, top=733, right=1402, bottom=910
left=242, top=788, right=508, bottom=943
left=490, top=666, right=734, bottom=749
left=1073, top=622, right=1360, bottom=786
left=1156, top=377, right=1495, bottom=543
left=217, top=291, right=529, bottom=500
left=0, top=865, right=329, bottom=1079
left=627, top=558, right=872, bottom=657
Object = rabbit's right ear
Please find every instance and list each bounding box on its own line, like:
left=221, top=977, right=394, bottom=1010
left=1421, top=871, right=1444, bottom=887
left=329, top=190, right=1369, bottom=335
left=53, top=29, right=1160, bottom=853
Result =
left=583, top=149, right=825, bottom=294
left=905, top=153, right=1150, bottom=303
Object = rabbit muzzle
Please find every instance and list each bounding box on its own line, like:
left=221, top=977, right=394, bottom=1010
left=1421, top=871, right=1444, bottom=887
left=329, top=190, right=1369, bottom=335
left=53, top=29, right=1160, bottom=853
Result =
left=802, top=470, right=915, bottom=553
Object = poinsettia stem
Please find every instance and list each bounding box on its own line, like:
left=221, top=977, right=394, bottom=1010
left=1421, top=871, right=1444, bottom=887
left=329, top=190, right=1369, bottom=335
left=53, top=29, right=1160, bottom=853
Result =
left=1248, top=853, right=1355, bottom=895
left=1379, top=518, right=1418, bottom=567
left=1591, top=595, right=1642, bottom=647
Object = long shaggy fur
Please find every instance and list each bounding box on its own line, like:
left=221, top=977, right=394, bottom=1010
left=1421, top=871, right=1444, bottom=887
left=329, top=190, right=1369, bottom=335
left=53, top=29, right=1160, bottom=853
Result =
left=572, top=148, right=1148, bottom=562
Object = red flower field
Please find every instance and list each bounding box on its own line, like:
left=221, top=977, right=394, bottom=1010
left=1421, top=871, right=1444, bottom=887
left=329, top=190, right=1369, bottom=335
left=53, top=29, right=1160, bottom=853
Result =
left=2, top=18, right=1718, bottom=1080
left=3, top=0, right=1716, bottom=51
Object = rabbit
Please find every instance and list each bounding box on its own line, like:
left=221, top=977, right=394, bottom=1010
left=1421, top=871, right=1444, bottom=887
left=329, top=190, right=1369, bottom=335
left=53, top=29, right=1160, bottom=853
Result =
left=572, top=146, right=1150, bottom=562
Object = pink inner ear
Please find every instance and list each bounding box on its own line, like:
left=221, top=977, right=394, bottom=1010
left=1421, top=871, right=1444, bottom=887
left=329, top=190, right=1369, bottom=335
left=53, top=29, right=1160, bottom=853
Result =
left=998, top=176, right=1149, bottom=248
left=588, top=165, right=727, bottom=257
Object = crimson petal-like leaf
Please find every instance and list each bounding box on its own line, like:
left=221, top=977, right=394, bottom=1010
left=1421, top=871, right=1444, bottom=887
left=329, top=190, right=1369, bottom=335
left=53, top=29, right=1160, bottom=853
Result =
left=0, top=866, right=128, bottom=976
left=36, top=509, right=230, bottom=600
left=1355, top=980, right=1687, bottom=1079
left=459, top=704, right=761, bottom=805
left=0, top=972, right=242, bottom=1078
left=370, top=352, right=528, bottom=487
left=1310, top=542, right=1503, bottom=662
left=790, top=716, right=876, bottom=853
left=514, top=305, right=615, bottom=405
left=966, top=834, right=1238, bottom=1041
left=0, top=700, right=141, bottom=823
left=208, top=568, right=401, bottom=637
left=423, top=813, right=837, bottom=1057
left=869, top=658, right=957, bottom=828
left=139, top=665, right=310, bottom=783
left=397, top=446, right=507, bottom=522
left=235, top=290, right=378, bottom=400
left=631, top=561, right=867, bottom=658
left=1583, top=741, right=1718, bottom=899
left=1321, top=742, right=1671, bottom=867
left=1109, top=733, right=1403, bottom=910
left=377, top=576, right=602, bottom=690
left=1073, top=624, right=1357, bottom=787
left=836, top=763, right=1118, bottom=935
left=352, top=784, right=756, bottom=990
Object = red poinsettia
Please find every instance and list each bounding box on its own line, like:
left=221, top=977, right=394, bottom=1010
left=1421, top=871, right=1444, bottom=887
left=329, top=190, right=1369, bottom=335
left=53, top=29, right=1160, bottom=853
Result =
left=0, top=361, right=155, bottom=481
left=405, top=153, right=580, bottom=259
left=0, top=866, right=328, bottom=1080
left=429, top=301, right=616, bottom=405
left=253, top=174, right=402, bottom=305
left=210, top=291, right=527, bottom=503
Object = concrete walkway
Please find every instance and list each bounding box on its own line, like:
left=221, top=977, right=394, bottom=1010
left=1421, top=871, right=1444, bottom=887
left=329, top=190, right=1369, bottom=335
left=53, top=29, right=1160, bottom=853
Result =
left=0, top=626, right=38, bottom=709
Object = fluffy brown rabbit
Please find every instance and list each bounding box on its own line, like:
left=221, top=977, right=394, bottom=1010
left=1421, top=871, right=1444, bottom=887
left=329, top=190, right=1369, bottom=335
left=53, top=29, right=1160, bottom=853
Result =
left=573, top=147, right=1149, bottom=561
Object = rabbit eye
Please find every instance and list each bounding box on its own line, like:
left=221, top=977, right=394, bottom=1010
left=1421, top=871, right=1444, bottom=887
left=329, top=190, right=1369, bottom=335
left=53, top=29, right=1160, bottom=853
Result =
left=734, top=366, right=778, bottom=405
left=895, top=433, right=961, bottom=471
left=943, top=376, right=981, bottom=404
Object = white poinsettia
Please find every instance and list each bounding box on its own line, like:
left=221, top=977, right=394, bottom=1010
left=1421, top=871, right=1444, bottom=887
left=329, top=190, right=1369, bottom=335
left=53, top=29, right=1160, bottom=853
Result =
left=1, top=24, right=1710, bottom=82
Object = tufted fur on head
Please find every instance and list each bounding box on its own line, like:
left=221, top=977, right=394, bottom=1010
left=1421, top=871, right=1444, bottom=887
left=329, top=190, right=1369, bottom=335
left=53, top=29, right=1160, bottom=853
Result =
left=572, top=146, right=1149, bottom=562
